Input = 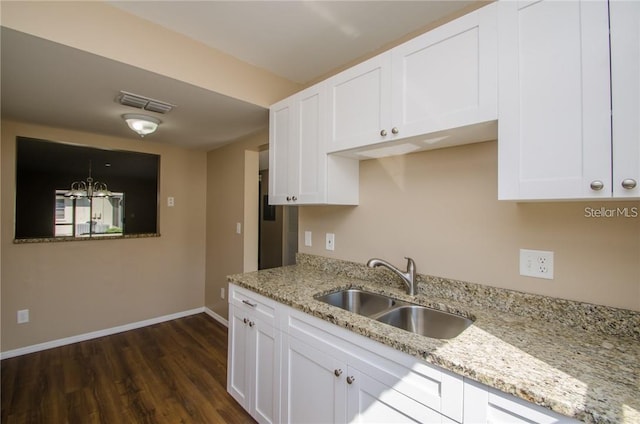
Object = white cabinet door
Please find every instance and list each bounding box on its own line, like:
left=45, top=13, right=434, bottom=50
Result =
left=327, top=52, right=393, bottom=153
left=463, top=379, right=579, bottom=424
left=391, top=3, right=497, bottom=140
left=610, top=0, right=640, bottom=198
left=251, top=319, right=280, bottom=424
left=269, top=98, right=294, bottom=204
left=346, top=368, right=448, bottom=423
left=227, top=306, right=250, bottom=408
left=227, top=285, right=280, bottom=424
left=227, top=306, right=280, bottom=424
left=498, top=0, right=612, bottom=200
left=281, top=335, right=347, bottom=424
left=294, top=86, right=327, bottom=204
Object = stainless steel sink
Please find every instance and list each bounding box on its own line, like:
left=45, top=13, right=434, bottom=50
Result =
left=315, top=288, right=472, bottom=339
left=375, top=305, right=472, bottom=340
left=315, top=289, right=396, bottom=316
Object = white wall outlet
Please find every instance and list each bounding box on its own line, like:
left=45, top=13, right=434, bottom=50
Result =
left=236, top=222, right=242, bottom=234
left=304, top=231, right=312, bottom=247
left=520, top=249, right=554, bottom=280
left=167, top=196, right=175, bottom=207
left=220, top=287, right=225, bottom=300
left=17, top=309, right=29, bottom=324
left=325, top=233, right=335, bottom=251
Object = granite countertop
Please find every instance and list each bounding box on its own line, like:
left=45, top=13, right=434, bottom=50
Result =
left=228, top=255, right=639, bottom=424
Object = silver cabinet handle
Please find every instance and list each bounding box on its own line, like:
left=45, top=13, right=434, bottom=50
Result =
left=346, top=376, right=355, bottom=385
left=334, top=369, right=342, bottom=377
left=391, top=127, right=399, bottom=135
left=590, top=180, right=604, bottom=191
left=380, top=129, right=387, bottom=137
left=242, top=300, right=257, bottom=307
left=622, top=179, right=637, bottom=189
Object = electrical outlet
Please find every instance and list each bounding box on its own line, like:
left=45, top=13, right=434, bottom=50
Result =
left=220, top=287, right=225, bottom=300
left=236, top=223, right=242, bottom=234
left=325, top=233, right=335, bottom=251
left=304, top=231, right=312, bottom=247
left=167, top=196, right=175, bottom=207
left=17, top=309, right=29, bottom=324
left=520, top=249, right=554, bottom=279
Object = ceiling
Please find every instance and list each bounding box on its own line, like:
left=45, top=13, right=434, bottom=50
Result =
left=1, top=1, right=476, bottom=151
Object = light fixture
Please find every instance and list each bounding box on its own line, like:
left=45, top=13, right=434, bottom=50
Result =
left=64, top=161, right=112, bottom=199
left=123, top=114, right=161, bottom=137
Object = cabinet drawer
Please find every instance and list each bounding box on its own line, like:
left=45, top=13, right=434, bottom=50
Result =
left=229, top=284, right=277, bottom=326
left=463, top=379, right=579, bottom=423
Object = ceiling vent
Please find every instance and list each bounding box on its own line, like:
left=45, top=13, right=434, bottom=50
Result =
left=117, top=91, right=175, bottom=114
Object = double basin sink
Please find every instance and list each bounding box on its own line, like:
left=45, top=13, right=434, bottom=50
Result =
left=315, top=288, right=472, bottom=340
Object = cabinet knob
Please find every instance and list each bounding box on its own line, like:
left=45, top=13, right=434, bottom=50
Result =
left=590, top=180, right=605, bottom=191
left=346, top=376, right=355, bottom=385
left=243, top=318, right=248, bottom=325
left=621, top=179, right=637, bottom=189
left=292, top=196, right=297, bottom=201
left=249, top=321, right=255, bottom=328
left=286, top=196, right=291, bottom=201
left=334, top=369, right=342, bottom=377
left=380, top=129, right=388, bottom=137
left=391, top=127, right=399, bottom=135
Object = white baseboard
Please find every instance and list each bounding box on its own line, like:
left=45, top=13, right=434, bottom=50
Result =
left=204, top=307, right=228, bottom=327
left=0, top=307, right=205, bottom=360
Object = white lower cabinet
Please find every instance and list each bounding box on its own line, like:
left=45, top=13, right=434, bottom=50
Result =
left=228, top=284, right=578, bottom=424
left=227, top=285, right=280, bottom=424
left=281, top=306, right=463, bottom=423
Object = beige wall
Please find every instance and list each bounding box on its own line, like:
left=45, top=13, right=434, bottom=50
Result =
left=1, top=120, right=207, bottom=351
left=299, top=141, right=640, bottom=311
left=206, top=130, right=265, bottom=319
left=0, top=1, right=301, bottom=107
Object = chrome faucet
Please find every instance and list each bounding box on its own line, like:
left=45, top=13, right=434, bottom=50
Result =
left=367, top=257, right=417, bottom=296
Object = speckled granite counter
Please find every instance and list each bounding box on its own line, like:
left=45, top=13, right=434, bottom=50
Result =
left=228, top=254, right=640, bottom=424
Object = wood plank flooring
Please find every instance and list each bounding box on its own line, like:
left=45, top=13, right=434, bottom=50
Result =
left=1, top=313, right=256, bottom=424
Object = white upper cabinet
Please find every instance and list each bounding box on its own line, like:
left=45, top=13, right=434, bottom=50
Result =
left=269, top=84, right=359, bottom=205
left=610, top=0, right=640, bottom=198
left=327, top=3, right=498, bottom=156
left=326, top=52, right=393, bottom=153
left=391, top=3, right=497, bottom=141
left=498, top=0, right=639, bottom=200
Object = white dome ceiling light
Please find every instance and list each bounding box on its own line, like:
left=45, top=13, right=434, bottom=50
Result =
left=123, top=114, right=161, bottom=137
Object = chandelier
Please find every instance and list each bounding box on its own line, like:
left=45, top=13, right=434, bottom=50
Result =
left=64, top=162, right=111, bottom=199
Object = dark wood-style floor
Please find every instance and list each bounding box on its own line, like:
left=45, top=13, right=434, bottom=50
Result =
left=1, top=314, right=256, bottom=424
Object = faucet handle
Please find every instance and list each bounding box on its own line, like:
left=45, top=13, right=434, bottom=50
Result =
left=404, top=257, right=416, bottom=272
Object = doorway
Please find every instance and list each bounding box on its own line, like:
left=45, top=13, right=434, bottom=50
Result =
left=258, top=150, right=298, bottom=270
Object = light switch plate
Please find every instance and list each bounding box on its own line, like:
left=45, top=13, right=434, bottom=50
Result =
left=17, top=309, right=29, bottom=324
left=304, top=231, right=312, bottom=247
